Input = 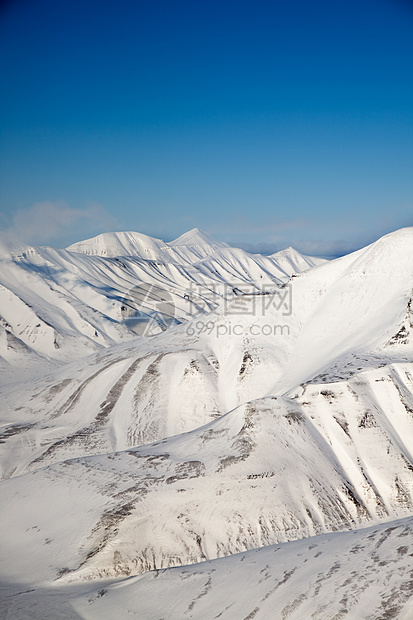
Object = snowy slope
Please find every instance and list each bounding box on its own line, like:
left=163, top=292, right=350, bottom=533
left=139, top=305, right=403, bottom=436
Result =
left=72, top=515, right=413, bottom=620
left=0, top=330, right=411, bottom=481
left=272, top=227, right=413, bottom=393
left=1, top=516, right=411, bottom=619
left=1, top=373, right=411, bottom=584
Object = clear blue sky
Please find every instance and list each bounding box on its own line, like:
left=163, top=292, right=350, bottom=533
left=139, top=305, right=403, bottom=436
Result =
left=0, top=0, right=412, bottom=256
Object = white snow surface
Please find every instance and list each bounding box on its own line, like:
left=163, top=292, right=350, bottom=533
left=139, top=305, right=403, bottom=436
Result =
left=0, top=227, right=412, bottom=619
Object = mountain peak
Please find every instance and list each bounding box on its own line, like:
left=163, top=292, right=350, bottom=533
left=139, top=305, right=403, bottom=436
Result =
left=66, top=230, right=166, bottom=258
left=170, top=228, right=228, bottom=248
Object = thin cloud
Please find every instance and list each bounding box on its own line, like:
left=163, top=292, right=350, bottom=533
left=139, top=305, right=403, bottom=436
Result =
left=2, top=201, right=117, bottom=248
left=231, top=239, right=362, bottom=258
left=285, top=239, right=363, bottom=259
left=210, top=216, right=311, bottom=238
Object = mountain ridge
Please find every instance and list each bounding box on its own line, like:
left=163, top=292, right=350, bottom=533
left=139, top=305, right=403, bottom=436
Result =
left=0, top=230, right=324, bottom=377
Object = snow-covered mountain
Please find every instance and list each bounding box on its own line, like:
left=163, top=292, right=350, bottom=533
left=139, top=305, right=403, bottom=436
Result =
left=0, top=227, right=412, bottom=619
left=0, top=228, right=324, bottom=380
left=67, top=227, right=228, bottom=261
left=67, top=229, right=172, bottom=259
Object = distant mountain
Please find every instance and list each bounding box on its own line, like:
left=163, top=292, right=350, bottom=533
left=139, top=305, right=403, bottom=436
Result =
left=67, top=230, right=170, bottom=260
left=169, top=227, right=229, bottom=260
left=270, top=245, right=326, bottom=272
left=171, top=227, right=227, bottom=246
left=66, top=227, right=229, bottom=262
left=0, top=229, right=323, bottom=377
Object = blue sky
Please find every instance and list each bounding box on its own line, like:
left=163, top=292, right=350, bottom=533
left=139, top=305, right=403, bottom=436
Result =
left=0, top=0, right=412, bottom=256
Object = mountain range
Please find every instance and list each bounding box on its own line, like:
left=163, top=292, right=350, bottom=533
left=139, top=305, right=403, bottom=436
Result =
left=0, top=227, right=412, bottom=619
